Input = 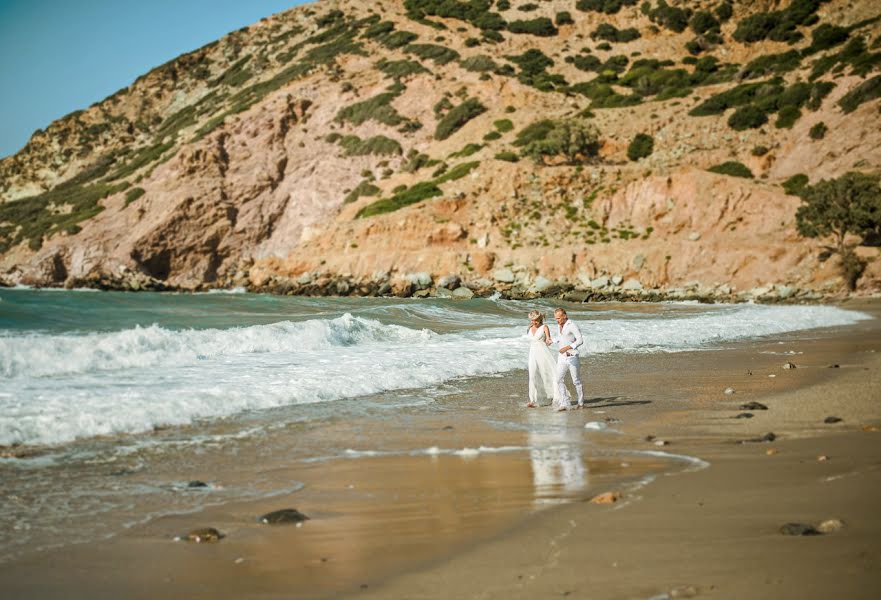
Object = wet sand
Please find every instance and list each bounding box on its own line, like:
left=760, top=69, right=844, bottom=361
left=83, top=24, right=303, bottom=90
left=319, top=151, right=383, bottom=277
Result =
left=2, top=301, right=880, bottom=599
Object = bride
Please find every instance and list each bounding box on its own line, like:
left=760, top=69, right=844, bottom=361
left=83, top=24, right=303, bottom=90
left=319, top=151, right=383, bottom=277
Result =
left=526, top=310, right=570, bottom=411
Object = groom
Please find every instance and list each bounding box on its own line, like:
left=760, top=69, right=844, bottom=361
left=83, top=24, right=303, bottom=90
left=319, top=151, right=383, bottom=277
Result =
left=554, top=308, right=585, bottom=409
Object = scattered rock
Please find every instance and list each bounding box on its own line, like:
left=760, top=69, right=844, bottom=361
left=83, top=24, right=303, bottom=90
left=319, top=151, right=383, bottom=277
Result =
left=824, top=416, right=843, bottom=424
left=766, top=448, right=778, bottom=456
left=653, top=439, right=669, bottom=447
left=782, top=362, right=797, bottom=369
left=768, top=374, right=776, bottom=378
left=740, top=401, right=768, bottom=411
left=827, top=364, right=840, bottom=369
left=492, top=268, right=515, bottom=284
left=670, top=585, right=700, bottom=598
left=442, top=425, right=454, bottom=431
left=589, top=491, right=621, bottom=505
left=188, top=480, right=209, bottom=488
left=451, top=286, right=474, bottom=299
left=611, top=275, right=624, bottom=286
left=621, top=278, right=643, bottom=291
left=408, top=272, right=433, bottom=290
left=779, top=522, right=820, bottom=536
left=817, top=518, right=844, bottom=533
left=531, top=276, right=554, bottom=293
left=180, top=527, right=224, bottom=543
left=434, top=287, right=453, bottom=298
left=862, top=425, right=879, bottom=432
left=724, top=387, right=735, bottom=395
left=437, top=275, right=460, bottom=289
left=259, top=508, right=310, bottom=525
left=644, top=435, right=656, bottom=442
left=817, top=455, right=829, bottom=461
left=734, top=412, right=754, bottom=419
left=742, top=432, right=776, bottom=444
left=412, top=289, right=431, bottom=298
left=688, top=232, right=701, bottom=241
left=589, top=276, right=610, bottom=289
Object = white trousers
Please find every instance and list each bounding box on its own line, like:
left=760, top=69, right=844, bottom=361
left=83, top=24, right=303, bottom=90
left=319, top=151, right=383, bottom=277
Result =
left=556, top=355, right=584, bottom=407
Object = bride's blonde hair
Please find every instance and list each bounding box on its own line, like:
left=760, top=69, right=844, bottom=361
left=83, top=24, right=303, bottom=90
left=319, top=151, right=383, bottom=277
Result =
left=528, top=310, right=543, bottom=324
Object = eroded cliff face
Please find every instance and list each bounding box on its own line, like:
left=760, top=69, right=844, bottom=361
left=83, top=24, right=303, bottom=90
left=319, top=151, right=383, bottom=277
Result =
left=1, top=0, right=879, bottom=296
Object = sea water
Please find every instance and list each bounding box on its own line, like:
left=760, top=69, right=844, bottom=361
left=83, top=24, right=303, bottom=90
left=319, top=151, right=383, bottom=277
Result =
left=0, top=288, right=871, bottom=563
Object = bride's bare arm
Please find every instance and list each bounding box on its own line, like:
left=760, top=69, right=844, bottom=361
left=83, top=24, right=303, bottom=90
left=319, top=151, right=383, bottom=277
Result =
left=544, top=325, right=552, bottom=345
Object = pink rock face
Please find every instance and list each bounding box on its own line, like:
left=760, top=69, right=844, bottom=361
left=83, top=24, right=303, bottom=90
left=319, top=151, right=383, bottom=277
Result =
left=0, top=0, right=879, bottom=294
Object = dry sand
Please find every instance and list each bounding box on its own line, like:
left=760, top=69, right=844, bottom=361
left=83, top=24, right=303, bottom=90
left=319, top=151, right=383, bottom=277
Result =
left=2, top=301, right=880, bottom=599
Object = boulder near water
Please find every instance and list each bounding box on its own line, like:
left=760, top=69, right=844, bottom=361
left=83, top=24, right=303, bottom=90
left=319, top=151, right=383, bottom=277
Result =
left=259, top=508, right=310, bottom=525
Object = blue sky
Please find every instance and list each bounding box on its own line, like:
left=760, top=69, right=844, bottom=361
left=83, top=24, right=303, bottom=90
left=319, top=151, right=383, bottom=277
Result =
left=0, top=0, right=308, bottom=158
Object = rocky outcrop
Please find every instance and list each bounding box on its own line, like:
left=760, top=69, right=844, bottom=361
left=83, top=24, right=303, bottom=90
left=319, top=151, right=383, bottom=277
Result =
left=1, top=0, right=879, bottom=297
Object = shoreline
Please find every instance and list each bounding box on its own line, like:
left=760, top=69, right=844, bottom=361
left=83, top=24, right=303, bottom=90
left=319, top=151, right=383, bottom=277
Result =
left=1, top=302, right=879, bottom=598
left=2, top=271, right=871, bottom=304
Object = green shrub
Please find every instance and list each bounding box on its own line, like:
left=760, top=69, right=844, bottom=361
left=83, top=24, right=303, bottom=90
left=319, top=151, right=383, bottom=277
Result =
left=690, top=80, right=782, bottom=116
left=435, top=98, right=488, bottom=140
left=806, top=24, right=849, bottom=53
left=506, top=48, right=568, bottom=92
left=518, top=118, right=601, bottom=164
left=809, top=121, right=827, bottom=140
left=741, top=51, right=802, bottom=80
left=404, top=43, right=460, bottom=65
left=434, top=160, right=480, bottom=184
left=356, top=181, right=442, bottom=218
left=627, top=133, right=654, bottom=161
left=572, top=54, right=602, bottom=71
left=708, top=161, right=754, bottom=179
left=124, top=187, right=146, bottom=207
left=376, top=58, right=429, bottom=79
left=575, top=0, right=638, bottom=15
left=518, top=3, right=539, bottom=11
left=732, top=0, right=823, bottom=45
left=690, top=11, right=719, bottom=35
left=344, top=180, right=381, bottom=204
left=838, top=75, right=881, bottom=113
left=648, top=1, right=691, bottom=33
left=495, top=151, right=520, bottom=162
left=449, top=143, right=483, bottom=158
left=337, top=134, right=403, bottom=156
left=752, top=145, right=770, bottom=157
left=493, top=119, right=514, bottom=133
left=507, top=18, right=558, bottom=37
left=108, top=141, right=175, bottom=181
left=591, top=23, right=641, bottom=43
left=775, top=105, right=802, bottom=129
left=715, top=2, right=733, bottom=22
left=728, top=105, right=769, bottom=130
left=210, top=56, right=253, bottom=88
left=459, top=54, right=513, bottom=75
left=782, top=173, right=809, bottom=195
left=336, top=87, right=407, bottom=127
left=483, top=131, right=502, bottom=141
left=556, top=11, right=574, bottom=26
left=497, top=0, right=511, bottom=9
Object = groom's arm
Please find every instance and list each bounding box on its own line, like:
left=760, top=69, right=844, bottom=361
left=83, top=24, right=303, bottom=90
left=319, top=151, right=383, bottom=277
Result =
left=569, top=322, right=584, bottom=351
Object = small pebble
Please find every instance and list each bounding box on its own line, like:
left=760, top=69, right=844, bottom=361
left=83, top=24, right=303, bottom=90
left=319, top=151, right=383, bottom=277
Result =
left=740, top=401, right=768, bottom=411
left=862, top=425, right=879, bottom=432
left=234, top=557, right=245, bottom=564
left=779, top=522, right=820, bottom=536
left=654, top=439, right=669, bottom=447
left=817, top=455, right=829, bottom=461
left=817, top=518, right=844, bottom=533
left=768, top=374, right=776, bottom=378
left=782, top=362, right=796, bottom=370
left=590, top=491, right=621, bottom=504
left=766, top=448, right=778, bottom=456
left=824, top=416, right=843, bottom=424
left=827, top=364, right=840, bottom=369
left=734, top=412, right=754, bottom=419
left=724, top=387, right=735, bottom=395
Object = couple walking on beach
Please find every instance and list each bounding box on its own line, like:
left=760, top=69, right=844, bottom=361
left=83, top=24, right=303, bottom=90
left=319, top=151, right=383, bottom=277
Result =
left=526, top=308, right=585, bottom=411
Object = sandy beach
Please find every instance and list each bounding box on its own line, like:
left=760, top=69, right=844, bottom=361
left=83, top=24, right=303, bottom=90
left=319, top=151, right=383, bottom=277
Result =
left=1, top=300, right=880, bottom=599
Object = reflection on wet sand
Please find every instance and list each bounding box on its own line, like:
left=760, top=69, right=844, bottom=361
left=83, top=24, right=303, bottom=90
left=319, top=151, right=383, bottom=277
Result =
left=527, top=412, right=588, bottom=507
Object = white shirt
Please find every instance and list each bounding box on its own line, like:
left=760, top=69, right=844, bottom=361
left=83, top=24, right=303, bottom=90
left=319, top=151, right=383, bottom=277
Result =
left=556, top=319, right=584, bottom=357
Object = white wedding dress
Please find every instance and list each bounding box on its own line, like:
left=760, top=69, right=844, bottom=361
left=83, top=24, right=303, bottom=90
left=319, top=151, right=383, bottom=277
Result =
left=527, top=326, right=570, bottom=410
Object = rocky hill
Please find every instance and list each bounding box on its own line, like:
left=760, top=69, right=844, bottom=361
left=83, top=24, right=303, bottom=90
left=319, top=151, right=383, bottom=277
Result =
left=1, top=0, right=880, bottom=301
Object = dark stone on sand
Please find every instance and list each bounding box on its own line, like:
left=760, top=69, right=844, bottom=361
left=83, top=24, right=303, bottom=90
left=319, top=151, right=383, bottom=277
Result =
left=644, top=435, right=656, bottom=442
left=824, top=416, right=843, bottom=424
left=739, top=401, right=768, bottom=411
left=779, top=522, right=821, bottom=536
left=260, top=508, right=310, bottom=525
left=188, top=480, right=208, bottom=488
left=827, top=364, right=840, bottom=368
left=442, top=425, right=454, bottom=431
left=741, top=432, right=776, bottom=443
left=734, top=413, right=754, bottom=419
left=182, top=527, right=224, bottom=543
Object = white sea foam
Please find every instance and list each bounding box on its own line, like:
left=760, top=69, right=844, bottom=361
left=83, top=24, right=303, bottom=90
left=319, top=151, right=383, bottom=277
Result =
left=0, top=304, right=869, bottom=447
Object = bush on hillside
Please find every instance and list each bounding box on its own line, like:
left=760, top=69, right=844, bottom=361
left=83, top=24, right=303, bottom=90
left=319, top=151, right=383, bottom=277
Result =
left=627, top=133, right=654, bottom=161
left=434, top=98, right=488, bottom=140
left=728, top=105, right=768, bottom=130
left=782, top=173, right=809, bottom=196
left=517, top=118, right=601, bottom=164
left=507, top=18, right=558, bottom=37
left=707, top=161, right=754, bottom=179
left=809, top=121, right=827, bottom=140
left=556, top=11, right=574, bottom=26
